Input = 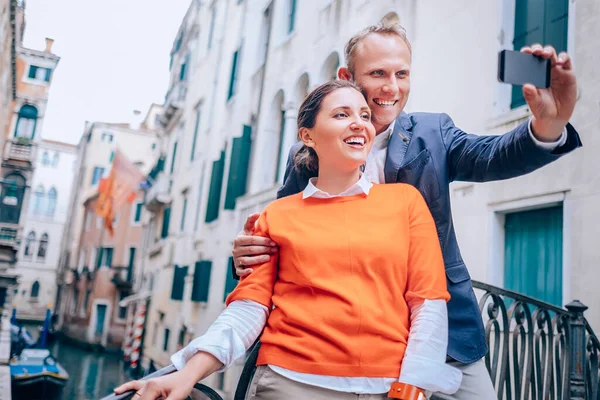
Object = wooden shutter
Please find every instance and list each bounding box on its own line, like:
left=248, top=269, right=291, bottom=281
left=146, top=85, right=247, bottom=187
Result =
left=127, top=248, right=136, bottom=281
left=205, top=151, right=226, bottom=223
left=511, top=0, right=545, bottom=109
left=511, top=0, right=569, bottom=109
left=96, top=247, right=104, bottom=269
left=161, top=207, right=171, bottom=238
left=544, top=0, right=569, bottom=54
left=170, top=141, right=178, bottom=174
left=170, top=265, right=188, bottom=301
left=504, top=206, right=563, bottom=306
left=190, top=108, right=201, bottom=161
left=224, top=125, right=252, bottom=210
left=227, top=50, right=239, bottom=100
left=105, top=248, right=113, bottom=268
left=191, top=261, right=213, bottom=302
left=288, top=0, right=297, bottom=33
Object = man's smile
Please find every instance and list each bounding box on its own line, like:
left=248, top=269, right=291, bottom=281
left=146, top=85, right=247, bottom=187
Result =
left=373, top=99, right=398, bottom=107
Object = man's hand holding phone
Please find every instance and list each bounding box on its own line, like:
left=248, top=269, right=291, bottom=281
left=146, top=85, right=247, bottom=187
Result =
left=499, top=44, right=577, bottom=142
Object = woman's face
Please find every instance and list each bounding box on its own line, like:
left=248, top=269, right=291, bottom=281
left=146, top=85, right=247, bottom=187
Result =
left=302, top=87, right=376, bottom=172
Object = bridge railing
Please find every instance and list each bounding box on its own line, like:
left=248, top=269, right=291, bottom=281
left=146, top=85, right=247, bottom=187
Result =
left=100, top=281, right=600, bottom=400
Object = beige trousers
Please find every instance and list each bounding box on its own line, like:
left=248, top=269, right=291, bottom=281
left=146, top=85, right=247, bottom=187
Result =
left=247, top=366, right=390, bottom=400
left=429, top=359, right=496, bottom=400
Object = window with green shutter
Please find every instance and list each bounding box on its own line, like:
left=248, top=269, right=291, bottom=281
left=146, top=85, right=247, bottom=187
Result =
left=134, top=203, right=143, bottom=223
left=288, top=0, right=297, bottom=34
left=127, top=247, right=136, bottom=281
left=161, top=207, right=171, bottom=238
left=191, top=261, right=212, bottom=302
left=208, top=6, right=216, bottom=50
left=511, top=0, right=568, bottom=109
left=227, top=49, right=240, bottom=100
left=170, top=265, right=188, bottom=301
left=205, top=151, right=226, bottom=223
left=96, top=247, right=104, bottom=269
left=224, top=125, right=253, bottom=210
left=190, top=107, right=201, bottom=161
left=180, top=197, right=188, bottom=232
left=223, top=257, right=238, bottom=302
left=170, top=141, right=178, bottom=174
left=105, top=247, right=113, bottom=268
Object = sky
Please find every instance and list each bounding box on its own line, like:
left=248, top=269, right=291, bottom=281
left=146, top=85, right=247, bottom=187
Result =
left=22, top=0, right=191, bottom=144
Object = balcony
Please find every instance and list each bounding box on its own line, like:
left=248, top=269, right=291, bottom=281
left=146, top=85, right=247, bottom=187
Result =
left=3, top=138, right=37, bottom=165
left=145, top=174, right=172, bottom=213
left=0, top=224, right=19, bottom=249
left=161, top=81, right=188, bottom=126
left=112, top=266, right=133, bottom=289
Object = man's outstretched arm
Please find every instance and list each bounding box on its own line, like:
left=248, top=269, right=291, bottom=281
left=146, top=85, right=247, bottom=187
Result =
left=446, top=45, right=582, bottom=183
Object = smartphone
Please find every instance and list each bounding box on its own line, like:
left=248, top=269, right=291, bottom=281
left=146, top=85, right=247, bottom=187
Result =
left=498, top=50, right=551, bottom=89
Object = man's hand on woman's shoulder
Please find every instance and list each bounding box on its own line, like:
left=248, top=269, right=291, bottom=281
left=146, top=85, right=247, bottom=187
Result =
left=232, top=213, right=278, bottom=277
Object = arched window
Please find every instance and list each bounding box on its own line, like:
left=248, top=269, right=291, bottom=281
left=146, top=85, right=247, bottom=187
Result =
left=47, top=187, right=57, bottom=216
left=30, top=281, right=40, bottom=298
left=1, top=173, right=26, bottom=223
left=52, top=152, right=59, bottom=166
left=42, top=151, right=50, bottom=165
left=33, top=185, right=45, bottom=215
left=37, top=233, right=48, bottom=258
left=24, top=231, right=35, bottom=257
left=14, top=104, right=38, bottom=139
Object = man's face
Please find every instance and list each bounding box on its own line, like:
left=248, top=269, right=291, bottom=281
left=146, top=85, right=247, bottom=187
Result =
left=347, top=33, right=411, bottom=134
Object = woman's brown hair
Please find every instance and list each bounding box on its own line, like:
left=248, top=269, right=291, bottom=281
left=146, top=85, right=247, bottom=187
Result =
left=294, top=80, right=362, bottom=176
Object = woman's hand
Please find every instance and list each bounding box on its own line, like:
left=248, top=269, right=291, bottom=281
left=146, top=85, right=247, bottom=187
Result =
left=114, top=352, right=223, bottom=400
left=113, top=369, right=196, bottom=400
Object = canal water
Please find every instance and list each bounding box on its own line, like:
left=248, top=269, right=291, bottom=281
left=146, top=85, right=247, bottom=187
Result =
left=51, top=340, right=128, bottom=400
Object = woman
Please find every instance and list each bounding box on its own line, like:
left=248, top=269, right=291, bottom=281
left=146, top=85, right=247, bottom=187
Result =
left=115, top=80, right=461, bottom=400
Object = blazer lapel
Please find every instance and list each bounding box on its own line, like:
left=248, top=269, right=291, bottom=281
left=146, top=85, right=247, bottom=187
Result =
left=384, top=112, right=414, bottom=183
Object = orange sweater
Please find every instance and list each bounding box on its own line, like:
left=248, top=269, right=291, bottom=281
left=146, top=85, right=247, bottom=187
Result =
left=226, top=183, right=449, bottom=378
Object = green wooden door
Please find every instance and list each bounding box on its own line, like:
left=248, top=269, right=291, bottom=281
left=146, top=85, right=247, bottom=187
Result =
left=504, top=206, right=563, bottom=306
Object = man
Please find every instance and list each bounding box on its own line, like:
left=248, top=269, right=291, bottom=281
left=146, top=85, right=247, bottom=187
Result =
left=231, top=22, right=581, bottom=399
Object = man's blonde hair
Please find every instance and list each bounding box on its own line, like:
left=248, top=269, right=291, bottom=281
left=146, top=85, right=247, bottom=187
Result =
left=344, top=21, right=412, bottom=76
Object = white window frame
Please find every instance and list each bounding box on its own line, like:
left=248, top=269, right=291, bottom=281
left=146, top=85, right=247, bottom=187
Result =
left=487, top=191, right=571, bottom=306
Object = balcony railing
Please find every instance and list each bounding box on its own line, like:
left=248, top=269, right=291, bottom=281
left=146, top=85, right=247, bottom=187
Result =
left=0, top=224, right=19, bottom=249
left=112, top=266, right=133, bottom=289
left=161, top=81, right=188, bottom=125
left=3, top=138, right=36, bottom=163
left=99, top=281, right=600, bottom=400
left=145, top=174, right=172, bottom=213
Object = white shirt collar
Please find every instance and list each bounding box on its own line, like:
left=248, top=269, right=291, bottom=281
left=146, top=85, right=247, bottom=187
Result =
left=371, top=120, right=396, bottom=151
left=302, top=174, right=373, bottom=199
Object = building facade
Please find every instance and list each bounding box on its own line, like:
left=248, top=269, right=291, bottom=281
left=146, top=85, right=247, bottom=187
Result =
left=0, top=0, right=18, bottom=160
left=55, top=105, right=162, bottom=348
left=135, top=0, right=416, bottom=397
left=0, top=0, right=59, bottom=309
left=59, top=192, right=145, bottom=349
left=128, top=0, right=598, bottom=398
left=13, top=140, right=76, bottom=322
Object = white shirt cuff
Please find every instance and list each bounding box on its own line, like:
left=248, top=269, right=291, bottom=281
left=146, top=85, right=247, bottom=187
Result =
left=528, top=118, right=568, bottom=150
left=398, top=299, right=462, bottom=394
left=170, top=300, right=268, bottom=372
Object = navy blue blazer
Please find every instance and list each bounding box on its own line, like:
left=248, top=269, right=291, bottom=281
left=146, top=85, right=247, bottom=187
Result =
left=276, top=112, right=582, bottom=363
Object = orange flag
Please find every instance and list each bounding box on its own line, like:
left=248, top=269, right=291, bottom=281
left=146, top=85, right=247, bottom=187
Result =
left=95, top=149, right=145, bottom=236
